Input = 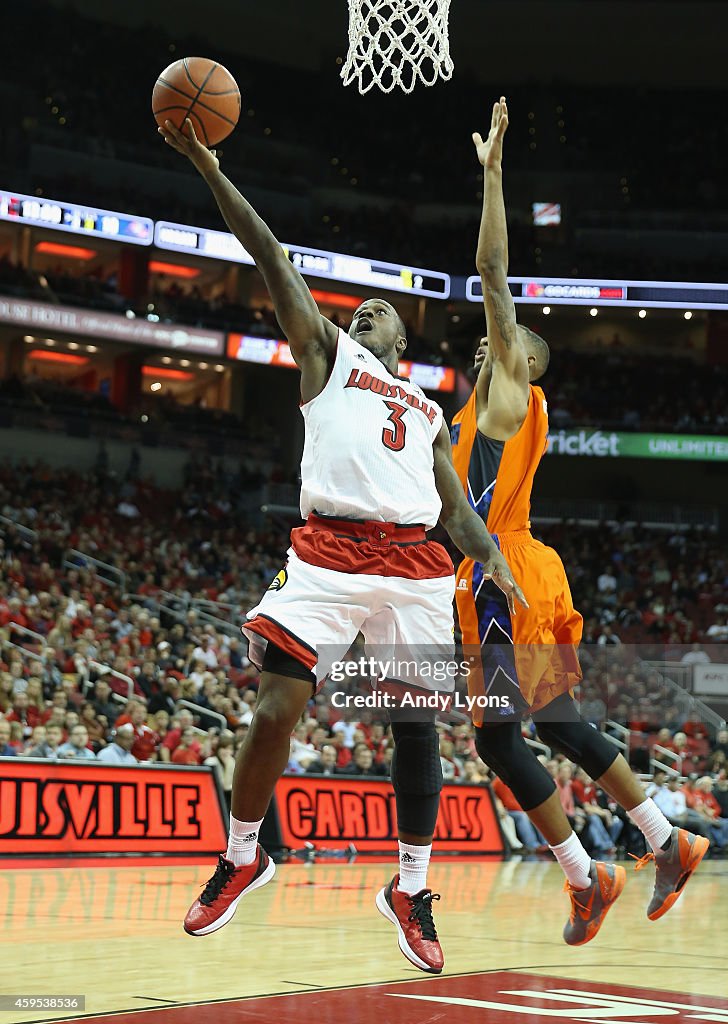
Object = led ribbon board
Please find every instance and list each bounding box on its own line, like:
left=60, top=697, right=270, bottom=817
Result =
left=226, top=334, right=455, bottom=391
left=155, top=221, right=450, bottom=299
left=0, top=189, right=153, bottom=246
left=466, top=276, right=728, bottom=310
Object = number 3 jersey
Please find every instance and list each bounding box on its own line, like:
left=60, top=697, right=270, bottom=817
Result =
left=299, top=329, right=444, bottom=529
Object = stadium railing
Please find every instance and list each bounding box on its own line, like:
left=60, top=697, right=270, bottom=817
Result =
left=0, top=514, right=38, bottom=544
left=88, top=660, right=135, bottom=700
left=63, top=548, right=127, bottom=591
left=176, top=699, right=227, bottom=733
left=602, top=719, right=631, bottom=758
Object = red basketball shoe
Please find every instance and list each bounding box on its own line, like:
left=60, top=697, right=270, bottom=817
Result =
left=376, top=874, right=444, bottom=974
left=184, top=848, right=275, bottom=936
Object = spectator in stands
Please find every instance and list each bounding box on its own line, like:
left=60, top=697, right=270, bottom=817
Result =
left=652, top=774, right=711, bottom=841
left=172, top=728, right=203, bottom=765
left=58, top=724, right=96, bottom=760
left=7, top=721, right=24, bottom=752
left=491, top=775, right=546, bottom=852
left=659, top=732, right=696, bottom=775
left=597, top=567, right=618, bottom=603
left=96, top=723, right=138, bottom=765
left=306, top=744, right=339, bottom=776
left=205, top=731, right=235, bottom=809
left=79, top=701, right=107, bottom=751
left=693, top=777, right=728, bottom=850
left=148, top=676, right=181, bottom=716
left=27, top=722, right=64, bottom=758
left=490, top=788, right=523, bottom=853
left=331, top=709, right=359, bottom=749
left=461, top=760, right=488, bottom=784
left=160, top=708, right=199, bottom=761
left=705, top=616, right=728, bottom=642
left=680, top=643, right=710, bottom=665
left=439, top=737, right=458, bottom=781
left=152, top=709, right=171, bottom=745
left=92, top=678, right=119, bottom=724
left=345, top=743, right=388, bottom=777
left=288, top=722, right=317, bottom=769
left=555, top=761, right=577, bottom=823
left=713, top=729, right=728, bottom=759
left=368, top=722, right=390, bottom=763
left=714, top=774, right=728, bottom=818
left=115, top=699, right=159, bottom=762
left=572, top=767, right=621, bottom=854
left=5, top=692, right=37, bottom=741
left=0, top=718, right=17, bottom=756
left=645, top=767, right=669, bottom=797
left=579, top=687, right=606, bottom=725
left=597, top=624, right=621, bottom=646
left=192, top=635, right=218, bottom=669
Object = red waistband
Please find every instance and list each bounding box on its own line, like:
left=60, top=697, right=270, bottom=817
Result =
left=306, top=513, right=426, bottom=545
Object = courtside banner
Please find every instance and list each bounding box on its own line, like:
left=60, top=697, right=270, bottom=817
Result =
left=0, top=759, right=227, bottom=858
left=272, top=775, right=504, bottom=855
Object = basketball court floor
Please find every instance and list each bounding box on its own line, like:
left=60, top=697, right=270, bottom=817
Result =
left=2, top=858, right=727, bottom=1024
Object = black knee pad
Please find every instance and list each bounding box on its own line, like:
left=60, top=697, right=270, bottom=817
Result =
left=475, top=722, right=555, bottom=812
left=390, top=721, right=442, bottom=836
left=533, top=695, right=618, bottom=779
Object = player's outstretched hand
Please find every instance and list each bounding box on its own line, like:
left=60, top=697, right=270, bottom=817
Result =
left=158, top=118, right=219, bottom=177
left=482, top=551, right=528, bottom=615
left=472, top=96, right=508, bottom=170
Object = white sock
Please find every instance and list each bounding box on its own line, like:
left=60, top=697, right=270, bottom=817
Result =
left=549, top=831, right=592, bottom=890
left=397, top=842, right=431, bottom=894
left=226, top=815, right=263, bottom=866
left=627, top=798, right=673, bottom=853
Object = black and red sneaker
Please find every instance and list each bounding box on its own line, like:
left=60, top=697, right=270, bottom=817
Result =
left=184, top=848, right=275, bottom=936
left=375, top=874, right=444, bottom=974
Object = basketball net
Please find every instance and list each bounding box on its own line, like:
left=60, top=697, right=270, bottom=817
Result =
left=340, top=0, right=453, bottom=94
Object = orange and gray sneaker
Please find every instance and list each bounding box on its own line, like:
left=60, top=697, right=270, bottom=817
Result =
left=633, top=826, right=709, bottom=921
left=563, top=860, right=626, bottom=946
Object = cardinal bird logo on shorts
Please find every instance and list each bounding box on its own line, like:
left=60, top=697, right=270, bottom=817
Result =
left=268, top=568, right=288, bottom=591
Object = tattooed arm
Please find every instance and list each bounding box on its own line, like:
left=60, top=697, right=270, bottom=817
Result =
left=472, top=97, right=527, bottom=381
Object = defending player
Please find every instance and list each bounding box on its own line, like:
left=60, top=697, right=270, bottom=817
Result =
left=159, top=118, right=526, bottom=974
left=452, top=98, right=708, bottom=945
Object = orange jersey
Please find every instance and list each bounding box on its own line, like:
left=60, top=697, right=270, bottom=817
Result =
left=450, top=384, right=548, bottom=534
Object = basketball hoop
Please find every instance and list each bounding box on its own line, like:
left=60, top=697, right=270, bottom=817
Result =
left=340, top=0, right=453, bottom=95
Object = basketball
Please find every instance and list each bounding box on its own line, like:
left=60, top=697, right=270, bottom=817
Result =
left=152, top=57, right=241, bottom=147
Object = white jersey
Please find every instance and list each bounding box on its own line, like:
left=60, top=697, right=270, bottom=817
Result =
left=300, top=329, right=444, bottom=529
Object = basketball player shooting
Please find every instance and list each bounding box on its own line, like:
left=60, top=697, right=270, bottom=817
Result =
left=451, top=97, right=709, bottom=945
left=159, top=118, right=526, bottom=974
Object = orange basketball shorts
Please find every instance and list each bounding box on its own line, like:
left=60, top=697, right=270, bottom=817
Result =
left=455, top=529, right=583, bottom=724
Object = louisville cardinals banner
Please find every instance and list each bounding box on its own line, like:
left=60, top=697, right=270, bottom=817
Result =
left=0, top=758, right=227, bottom=858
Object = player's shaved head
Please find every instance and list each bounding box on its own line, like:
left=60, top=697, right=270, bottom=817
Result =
left=518, top=325, right=550, bottom=381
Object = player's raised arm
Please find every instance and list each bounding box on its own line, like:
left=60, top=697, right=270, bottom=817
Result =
left=433, top=424, right=527, bottom=614
left=472, top=98, right=527, bottom=384
left=159, top=119, right=336, bottom=397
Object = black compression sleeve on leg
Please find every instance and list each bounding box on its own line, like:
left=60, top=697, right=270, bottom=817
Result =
left=262, top=641, right=316, bottom=687
left=474, top=722, right=556, bottom=812
left=390, top=720, right=442, bottom=836
left=533, top=693, right=619, bottom=779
